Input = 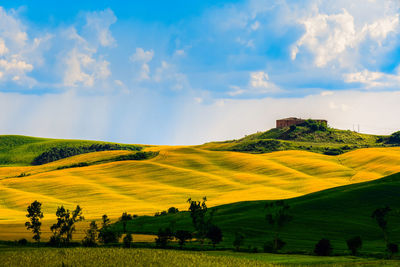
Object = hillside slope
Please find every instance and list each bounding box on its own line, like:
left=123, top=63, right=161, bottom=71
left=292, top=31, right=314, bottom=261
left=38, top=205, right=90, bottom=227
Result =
left=199, top=123, right=395, bottom=155
left=1, top=144, right=400, bottom=226
left=124, top=172, right=400, bottom=253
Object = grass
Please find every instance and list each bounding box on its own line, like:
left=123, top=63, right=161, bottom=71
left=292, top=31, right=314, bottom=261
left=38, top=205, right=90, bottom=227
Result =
left=0, top=135, right=141, bottom=166
left=120, top=172, right=400, bottom=254
left=199, top=126, right=392, bottom=155
left=1, top=143, right=400, bottom=241
left=0, top=247, right=398, bottom=266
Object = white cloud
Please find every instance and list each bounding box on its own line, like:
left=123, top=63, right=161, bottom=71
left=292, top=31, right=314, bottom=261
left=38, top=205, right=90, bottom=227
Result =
left=344, top=69, right=400, bottom=88
left=321, top=91, right=334, bottom=96
left=229, top=71, right=280, bottom=96
left=250, top=21, right=260, bottom=31
left=291, top=5, right=400, bottom=68
left=130, top=48, right=154, bottom=80
left=61, top=10, right=116, bottom=89
left=83, top=8, right=117, bottom=47
left=154, top=61, right=188, bottom=91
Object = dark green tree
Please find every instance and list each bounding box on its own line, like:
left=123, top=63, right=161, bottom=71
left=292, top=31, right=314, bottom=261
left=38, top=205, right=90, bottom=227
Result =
left=314, top=238, right=332, bottom=256
left=25, top=200, right=44, bottom=244
left=98, top=214, right=121, bottom=244
left=233, top=232, right=245, bottom=251
left=187, top=197, right=209, bottom=244
left=50, top=205, right=84, bottom=245
left=206, top=225, right=223, bottom=248
left=155, top=227, right=173, bottom=248
left=265, top=200, right=292, bottom=251
left=82, top=221, right=98, bottom=247
left=387, top=243, right=399, bottom=258
left=346, top=236, right=362, bottom=256
left=120, top=212, right=132, bottom=233
left=175, top=230, right=192, bottom=248
left=371, top=206, right=392, bottom=246
left=168, top=207, right=179, bottom=214
left=123, top=233, right=133, bottom=248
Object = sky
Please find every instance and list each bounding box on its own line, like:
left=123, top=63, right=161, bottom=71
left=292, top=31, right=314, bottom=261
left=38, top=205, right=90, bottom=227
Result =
left=1, top=0, right=400, bottom=145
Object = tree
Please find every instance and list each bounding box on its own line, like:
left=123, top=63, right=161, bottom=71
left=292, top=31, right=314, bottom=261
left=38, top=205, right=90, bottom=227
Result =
left=314, top=238, right=332, bottom=256
left=371, top=206, right=392, bottom=246
left=50, top=205, right=84, bottom=245
left=346, top=236, right=362, bottom=256
left=206, top=225, right=223, bottom=248
left=175, top=230, right=192, bottom=248
left=387, top=243, right=399, bottom=258
left=388, top=131, right=400, bottom=144
left=25, top=200, right=44, bottom=244
left=120, top=212, right=132, bottom=233
left=123, top=233, right=133, bottom=248
left=82, top=221, right=98, bottom=247
left=265, top=200, right=292, bottom=251
left=233, top=232, right=245, bottom=251
left=168, top=207, right=179, bottom=214
left=155, top=227, right=173, bottom=248
left=98, top=214, right=121, bottom=244
left=187, top=197, right=209, bottom=244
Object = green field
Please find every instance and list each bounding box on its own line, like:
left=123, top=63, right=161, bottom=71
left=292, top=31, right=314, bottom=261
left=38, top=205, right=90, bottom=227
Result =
left=0, top=247, right=398, bottom=267
left=119, top=172, right=400, bottom=255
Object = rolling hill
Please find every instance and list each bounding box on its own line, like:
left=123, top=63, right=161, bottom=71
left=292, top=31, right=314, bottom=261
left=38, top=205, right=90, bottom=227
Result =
left=122, top=172, right=400, bottom=254
left=0, top=134, right=400, bottom=244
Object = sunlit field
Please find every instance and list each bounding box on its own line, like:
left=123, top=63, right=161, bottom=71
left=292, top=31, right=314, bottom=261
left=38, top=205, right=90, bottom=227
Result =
left=1, top=143, right=400, bottom=241
left=0, top=247, right=398, bottom=267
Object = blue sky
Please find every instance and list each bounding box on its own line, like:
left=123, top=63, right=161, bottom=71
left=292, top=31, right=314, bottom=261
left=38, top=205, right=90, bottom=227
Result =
left=1, top=0, right=400, bottom=144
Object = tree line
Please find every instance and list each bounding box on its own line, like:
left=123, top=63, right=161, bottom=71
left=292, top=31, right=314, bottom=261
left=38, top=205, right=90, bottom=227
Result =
left=24, top=199, right=398, bottom=258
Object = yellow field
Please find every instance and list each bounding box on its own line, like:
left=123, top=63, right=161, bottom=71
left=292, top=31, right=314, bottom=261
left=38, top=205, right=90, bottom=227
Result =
left=1, top=146, right=400, bottom=240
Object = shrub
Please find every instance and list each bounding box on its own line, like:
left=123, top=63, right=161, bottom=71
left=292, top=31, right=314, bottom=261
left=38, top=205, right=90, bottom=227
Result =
left=206, top=225, right=223, bottom=248
left=233, top=232, right=245, bottom=251
left=263, top=238, right=286, bottom=252
left=123, top=233, right=133, bottom=248
left=155, top=227, right=173, bottom=248
left=314, top=238, right=332, bottom=256
left=82, top=221, right=98, bottom=247
left=168, top=207, right=179, bottom=214
left=388, top=131, right=400, bottom=144
left=324, top=148, right=343, bottom=155
left=346, top=236, right=362, bottom=255
left=387, top=243, right=398, bottom=258
left=17, top=238, right=28, bottom=246
left=175, top=230, right=192, bottom=248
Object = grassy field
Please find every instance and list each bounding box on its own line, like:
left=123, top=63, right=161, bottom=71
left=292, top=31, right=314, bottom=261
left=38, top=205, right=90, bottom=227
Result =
left=1, top=139, right=400, bottom=242
left=121, top=172, right=400, bottom=254
left=0, top=247, right=398, bottom=266
left=199, top=126, right=392, bottom=155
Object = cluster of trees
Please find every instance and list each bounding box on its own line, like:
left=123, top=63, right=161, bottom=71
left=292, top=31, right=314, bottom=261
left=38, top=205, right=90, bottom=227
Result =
left=24, top=199, right=399, bottom=258
left=154, top=207, right=179, bottom=217
left=31, top=144, right=141, bottom=165
left=155, top=197, right=223, bottom=249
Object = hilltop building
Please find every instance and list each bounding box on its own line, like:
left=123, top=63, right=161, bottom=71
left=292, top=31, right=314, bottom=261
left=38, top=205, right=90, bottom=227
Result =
left=276, top=117, right=327, bottom=129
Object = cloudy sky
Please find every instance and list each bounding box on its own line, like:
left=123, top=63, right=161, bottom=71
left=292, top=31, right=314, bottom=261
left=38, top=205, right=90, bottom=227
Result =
left=1, top=0, right=400, bottom=145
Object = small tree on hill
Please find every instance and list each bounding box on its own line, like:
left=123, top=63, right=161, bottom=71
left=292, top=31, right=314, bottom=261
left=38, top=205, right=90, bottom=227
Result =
left=25, top=200, right=44, bottom=245
left=175, top=230, right=192, bottom=248
left=155, top=227, right=173, bottom=248
left=98, top=214, right=121, bottom=244
left=82, top=221, right=98, bottom=247
left=123, top=233, right=133, bottom=248
left=120, top=212, right=132, bottom=233
left=233, top=232, right=245, bottom=251
left=187, top=197, right=209, bottom=244
left=50, top=205, right=84, bottom=245
left=265, top=200, right=292, bottom=251
left=168, top=207, right=179, bottom=214
left=206, top=224, right=223, bottom=248
left=314, top=238, right=332, bottom=256
left=371, top=206, right=392, bottom=246
left=346, top=236, right=362, bottom=256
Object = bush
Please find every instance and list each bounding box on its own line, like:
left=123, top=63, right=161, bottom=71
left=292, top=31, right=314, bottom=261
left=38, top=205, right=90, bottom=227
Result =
left=155, top=227, right=173, bottom=248
left=388, top=131, right=400, bottom=144
left=233, top=232, right=245, bottom=251
left=387, top=243, right=399, bottom=257
left=314, top=238, right=332, bottom=256
left=302, top=119, right=328, bottom=132
left=346, top=236, right=362, bottom=255
left=206, top=225, right=223, bottom=248
left=123, top=233, right=133, bottom=248
left=17, top=238, right=28, bottom=246
left=175, top=230, right=192, bottom=248
left=168, top=207, right=179, bottom=214
left=324, top=148, right=343, bottom=155
left=263, top=237, right=286, bottom=252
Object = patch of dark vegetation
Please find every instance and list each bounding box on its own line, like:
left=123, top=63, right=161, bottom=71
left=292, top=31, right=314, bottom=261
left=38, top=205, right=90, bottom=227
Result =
left=387, top=131, right=400, bottom=145
left=55, top=151, right=158, bottom=170
left=32, top=144, right=142, bottom=165
left=324, top=147, right=344, bottom=155
left=230, top=139, right=282, bottom=153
